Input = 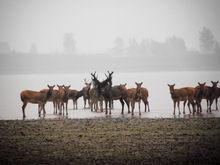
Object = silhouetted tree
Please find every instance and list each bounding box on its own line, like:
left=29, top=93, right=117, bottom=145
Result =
left=111, top=37, right=125, bottom=57
left=199, top=27, right=216, bottom=54
left=63, top=33, right=76, bottom=54
left=0, top=41, right=11, bottom=54
left=126, top=38, right=139, bottom=56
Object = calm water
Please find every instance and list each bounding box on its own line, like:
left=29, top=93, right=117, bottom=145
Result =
left=0, top=71, right=219, bottom=120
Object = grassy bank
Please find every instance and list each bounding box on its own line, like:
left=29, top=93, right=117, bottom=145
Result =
left=0, top=118, right=220, bottom=164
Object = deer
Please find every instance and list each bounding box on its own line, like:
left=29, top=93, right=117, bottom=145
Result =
left=89, top=87, right=104, bottom=112
left=202, top=81, right=219, bottom=113
left=82, top=79, right=91, bottom=109
left=131, top=82, right=143, bottom=116
left=20, top=85, right=55, bottom=118
left=67, top=89, right=78, bottom=109
left=167, top=84, right=196, bottom=115
left=40, top=87, right=60, bottom=114
left=140, top=86, right=150, bottom=112
left=91, top=71, right=115, bottom=115
left=57, top=85, right=71, bottom=115
left=194, top=82, right=206, bottom=113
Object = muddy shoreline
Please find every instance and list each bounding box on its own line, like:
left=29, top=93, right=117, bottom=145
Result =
left=0, top=118, right=220, bottom=164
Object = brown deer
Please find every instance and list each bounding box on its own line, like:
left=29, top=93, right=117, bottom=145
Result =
left=167, top=84, right=195, bottom=115
left=57, top=85, right=71, bottom=115
left=40, top=88, right=60, bottom=114
left=131, top=82, right=143, bottom=116
left=140, top=86, right=150, bottom=112
left=82, top=79, right=91, bottom=109
left=67, top=89, right=78, bottom=109
left=20, top=85, right=55, bottom=118
left=89, top=87, right=103, bottom=112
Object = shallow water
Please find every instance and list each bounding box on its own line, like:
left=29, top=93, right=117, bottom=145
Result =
left=0, top=71, right=219, bottom=120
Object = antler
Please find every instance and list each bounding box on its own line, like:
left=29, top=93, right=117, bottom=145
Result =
left=91, top=71, right=97, bottom=78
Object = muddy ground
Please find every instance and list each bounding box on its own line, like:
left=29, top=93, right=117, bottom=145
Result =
left=0, top=118, right=220, bottom=165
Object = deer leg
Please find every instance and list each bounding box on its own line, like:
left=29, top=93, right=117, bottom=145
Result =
left=109, top=100, right=112, bottom=115
left=125, top=99, right=130, bottom=114
left=173, top=101, right=176, bottom=115
left=42, top=104, right=46, bottom=117
left=84, top=97, right=86, bottom=109
left=187, top=101, right=191, bottom=114
left=215, top=97, right=218, bottom=110
left=100, top=100, right=103, bottom=112
left=177, top=101, right=181, bottom=115
left=105, top=100, right=108, bottom=115
left=22, top=102, right=27, bottom=118
left=119, top=98, right=124, bottom=114
left=131, top=101, right=135, bottom=116
left=146, top=100, right=150, bottom=112
left=38, top=104, right=41, bottom=117
left=209, top=99, right=214, bottom=113
left=138, top=101, right=141, bottom=116
left=206, top=99, right=209, bottom=113
left=183, top=100, right=186, bottom=114
left=66, top=101, right=68, bottom=115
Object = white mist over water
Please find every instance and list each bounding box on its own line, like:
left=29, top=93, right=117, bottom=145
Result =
left=0, top=71, right=219, bottom=120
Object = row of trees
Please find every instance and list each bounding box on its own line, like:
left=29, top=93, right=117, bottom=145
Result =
left=110, top=27, right=220, bottom=57
left=0, top=27, right=219, bottom=56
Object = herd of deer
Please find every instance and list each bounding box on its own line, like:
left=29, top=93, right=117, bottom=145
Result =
left=20, top=71, right=150, bottom=118
left=20, top=71, right=220, bottom=119
left=168, top=81, right=220, bottom=115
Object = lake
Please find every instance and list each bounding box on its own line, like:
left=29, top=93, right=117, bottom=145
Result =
left=0, top=71, right=219, bottom=120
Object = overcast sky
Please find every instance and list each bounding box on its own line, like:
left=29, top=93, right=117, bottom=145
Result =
left=0, top=0, right=220, bottom=53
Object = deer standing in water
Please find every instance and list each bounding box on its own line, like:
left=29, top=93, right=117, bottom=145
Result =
left=131, top=82, right=143, bottom=116
left=20, top=85, right=55, bottom=118
left=202, top=81, right=219, bottom=113
left=168, top=84, right=195, bottom=115
left=40, top=87, right=60, bottom=114
left=82, top=79, right=91, bottom=109
left=194, top=82, right=206, bottom=113
left=57, top=85, right=71, bottom=115
left=67, top=89, right=78, bottom=109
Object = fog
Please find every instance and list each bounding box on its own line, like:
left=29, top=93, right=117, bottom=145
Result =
left=0, top=1, right=220, bottom=119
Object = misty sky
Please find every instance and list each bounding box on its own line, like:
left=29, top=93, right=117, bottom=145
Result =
left=0, top=0, right=220, bottom=54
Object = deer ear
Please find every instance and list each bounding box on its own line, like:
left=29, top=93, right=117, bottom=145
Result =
left=217, top=81, right=219, bottom=83
left=167, top=84, right=170, bottom=87
left=125, top=83, right=127, bottom=86
left=47, top=84, right=50, bottom=88
left=141, top=82, right=143, bottom=85
left=198, top=82, right=201, bottom=85
left=135, top=82, right=138, bottom=86
left=211, top=81, right=214, bottom=84
left=52, top=85, right=55, bottom=88
left=173, top=84, right=175, bottom=86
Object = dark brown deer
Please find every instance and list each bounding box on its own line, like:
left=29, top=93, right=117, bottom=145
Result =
left=131, top=82, right=143, bottom=116
left=20, top=85, right=55, bottom=118
left=67, top=89, right=78, bottom=109
left=168, top=84, right=195, bottom=115
left=194, top=82, right=206, bottom=113
left=203, top=81, right=219, bottom=113
left=91, top=71, right=115, bottom=115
